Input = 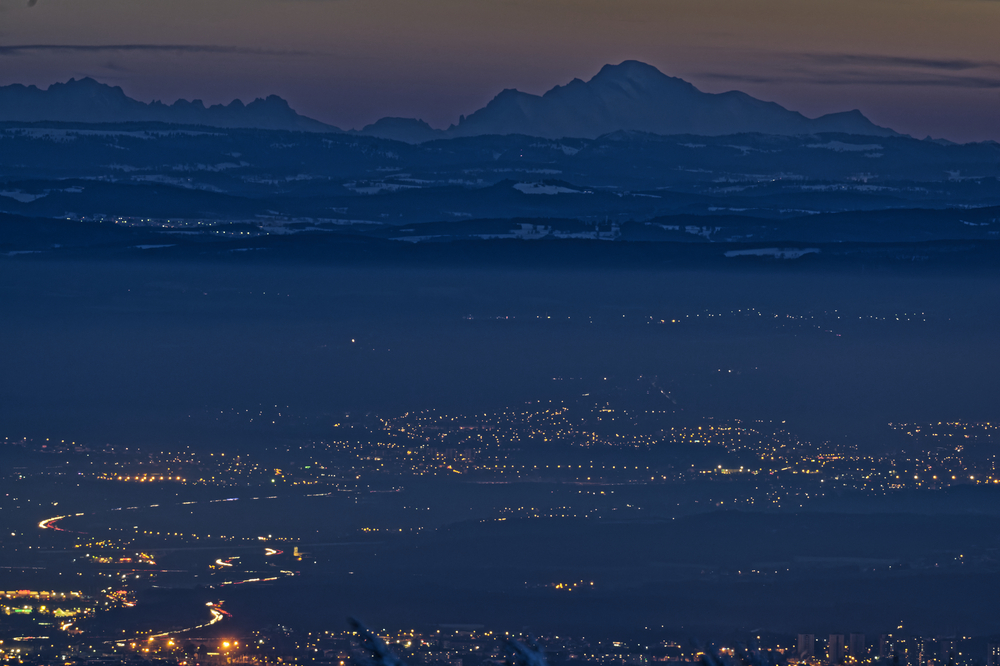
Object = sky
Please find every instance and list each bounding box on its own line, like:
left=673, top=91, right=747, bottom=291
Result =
left=0, top=0, right=998, bottom=142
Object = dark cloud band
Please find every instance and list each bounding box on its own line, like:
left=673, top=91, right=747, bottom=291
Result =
left=800, top=53, right=1000, bottom=72
left=699, top=71, right=1000, bottom=89
left=695, top=50, right=1000, bottom=90
left=0, top=44, right=309, bottom=56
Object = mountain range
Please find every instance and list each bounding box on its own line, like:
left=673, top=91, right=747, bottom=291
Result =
left=0, top=78, right=336, bottom=133
left=1, top=61, right=898, bottom=141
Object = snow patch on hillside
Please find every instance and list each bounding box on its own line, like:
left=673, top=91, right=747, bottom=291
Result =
left=807, top=141, right=883, bottom=152
left=0, top=190, right=48, bottom=203
left=725, top=247, right=820, bottom=259
left=513, top=182, right=582, bottom=195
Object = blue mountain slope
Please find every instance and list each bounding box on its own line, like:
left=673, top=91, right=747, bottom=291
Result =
left=448, top=61, right=897, bottom=139
left=0, top=78, right=341, bottom=133
left=356, top=117, right=446, bottom=143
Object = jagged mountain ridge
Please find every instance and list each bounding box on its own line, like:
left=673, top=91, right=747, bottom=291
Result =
left=0, top=77, right=340, bottom=133
left=2, top=62, right=898, bottom=140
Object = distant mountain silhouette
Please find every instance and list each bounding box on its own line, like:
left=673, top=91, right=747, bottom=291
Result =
left=356, top=117, right=445, bottom=143
left=0, top=78, right=340, bottom=133
left=441, top=60, right=897, bottom=141
left=3, top=63, right=899, bottom=140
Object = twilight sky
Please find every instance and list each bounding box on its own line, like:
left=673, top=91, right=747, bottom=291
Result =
left=1, top=0, right=998, bottom=142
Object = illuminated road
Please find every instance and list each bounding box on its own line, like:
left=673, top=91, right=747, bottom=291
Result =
left=38, top=501, right=308, bottom=648
left=116, top=601, right=229, bottom=644
left=210, top=549, right=297, bottom=587
left=214, top=567, right=297, bottom=588
left=38, top=514, right=87, bottom=533
left=38, top=495, right=302, bottom=543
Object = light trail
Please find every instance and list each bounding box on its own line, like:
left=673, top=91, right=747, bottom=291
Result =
left=46, top=492, right=357, bottom=548
left=165, top=601, right=227, bottom=634
left=38, top=513, right=87, bottom=534
left=117, top=601, right=228, bottom=644
left=38, top=515, right=66, bottom=529
left=214, top=568, right=297, bottom=588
